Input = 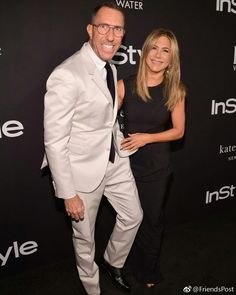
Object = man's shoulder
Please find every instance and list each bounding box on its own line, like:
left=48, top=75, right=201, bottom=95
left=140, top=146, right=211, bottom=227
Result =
left=59, top=46, right=85, bottom=68
left=52, top=44, right=90, bottom=75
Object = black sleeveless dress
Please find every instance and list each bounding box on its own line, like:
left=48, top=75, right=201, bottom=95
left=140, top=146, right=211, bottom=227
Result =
left=122, top=76, right=173, bottom=283
left=123, top=76, right=173, bottom=179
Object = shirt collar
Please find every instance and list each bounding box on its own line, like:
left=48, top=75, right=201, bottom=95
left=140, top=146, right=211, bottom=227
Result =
left=85, top=42, right=106, bottom=72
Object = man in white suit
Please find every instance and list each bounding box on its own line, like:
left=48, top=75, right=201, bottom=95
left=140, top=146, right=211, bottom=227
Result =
left=42, top=2, right=143, bottom=295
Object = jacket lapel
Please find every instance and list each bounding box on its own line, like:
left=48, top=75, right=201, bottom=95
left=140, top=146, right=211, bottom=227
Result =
left=80, top=44, right=118, bottom=123
left=111, top=64, right=118, bottom=125
left=91, top=70, right=114, bottom=106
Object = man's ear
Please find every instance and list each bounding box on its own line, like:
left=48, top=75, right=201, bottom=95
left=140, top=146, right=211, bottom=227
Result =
left=87, top=24, right=93, bottom=39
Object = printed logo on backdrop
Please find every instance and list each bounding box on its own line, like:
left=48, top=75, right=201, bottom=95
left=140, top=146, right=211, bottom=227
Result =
left=0, top=120, right=24, bottom=139
left=205, top=184, right=235, bottom=204
left=219, top=144, right=236, bottom=161
left=211, top=98, right=236, bottom=115
left=0, top=48, right=2, bottom=56
left=112, top=44, right=141, bottom=65
left=116, top=0, right=144, bottom=10
left=0, top=241, right=38, bottom=266
left=216, top=0, right=236, bottom=14
left=233, top=46, right=236, bottom=71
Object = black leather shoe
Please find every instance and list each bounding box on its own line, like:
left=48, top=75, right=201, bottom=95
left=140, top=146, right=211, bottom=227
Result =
left=100, top=258, right=131, bottom=293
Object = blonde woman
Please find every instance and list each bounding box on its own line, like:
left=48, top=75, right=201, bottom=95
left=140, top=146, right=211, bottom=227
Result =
left=118, top=28, right=186, bottom=288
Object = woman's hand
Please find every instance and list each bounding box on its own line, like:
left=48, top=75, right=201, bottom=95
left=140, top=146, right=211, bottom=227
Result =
left=121, top=133, right=150, bottom=151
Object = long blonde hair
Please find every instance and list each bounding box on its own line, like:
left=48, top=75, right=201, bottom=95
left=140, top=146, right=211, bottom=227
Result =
left=135, top=28, right=186, bottom=111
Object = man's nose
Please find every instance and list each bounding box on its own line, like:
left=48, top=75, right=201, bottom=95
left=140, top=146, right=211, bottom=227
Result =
left=106, top=27, right=115, bottom=40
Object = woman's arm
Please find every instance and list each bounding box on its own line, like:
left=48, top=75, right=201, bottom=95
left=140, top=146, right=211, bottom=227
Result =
left=117, top=79, right=125, bottom=110
left=121, top=97, right=185, bottom=151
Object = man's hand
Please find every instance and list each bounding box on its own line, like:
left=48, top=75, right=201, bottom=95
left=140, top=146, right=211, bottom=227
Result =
left=64, top=195, right=85, bottom=221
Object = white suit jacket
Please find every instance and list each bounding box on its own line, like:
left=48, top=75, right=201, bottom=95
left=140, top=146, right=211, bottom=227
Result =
left=42, top=43, right=134, bottom=199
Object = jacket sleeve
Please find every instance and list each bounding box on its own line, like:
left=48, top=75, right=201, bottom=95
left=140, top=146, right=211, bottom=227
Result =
left=113, top=120, right=138, bottom=158
left=44, top=67, right=78, bottom=199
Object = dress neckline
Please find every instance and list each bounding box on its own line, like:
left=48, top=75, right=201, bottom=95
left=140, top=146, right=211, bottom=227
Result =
left=147, top=82, right=163, bottom=89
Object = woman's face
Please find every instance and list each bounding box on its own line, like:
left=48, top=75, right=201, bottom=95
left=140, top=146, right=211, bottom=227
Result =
left=145, top=36, right=172, bottom=75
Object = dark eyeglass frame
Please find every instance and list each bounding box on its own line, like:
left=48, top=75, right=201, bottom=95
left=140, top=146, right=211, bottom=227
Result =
left=92, top=23, right=125, bottom=37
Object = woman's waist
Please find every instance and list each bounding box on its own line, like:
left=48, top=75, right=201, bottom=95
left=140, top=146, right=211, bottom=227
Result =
left=124, top=127, right=168, bottom=137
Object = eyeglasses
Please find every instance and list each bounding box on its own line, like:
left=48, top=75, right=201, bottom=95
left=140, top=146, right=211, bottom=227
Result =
left=92, top=23, right=125, bottom=37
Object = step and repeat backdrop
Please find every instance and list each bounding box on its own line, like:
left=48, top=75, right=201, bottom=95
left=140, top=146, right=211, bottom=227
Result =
left=0, top=0, right=235, bottom=276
